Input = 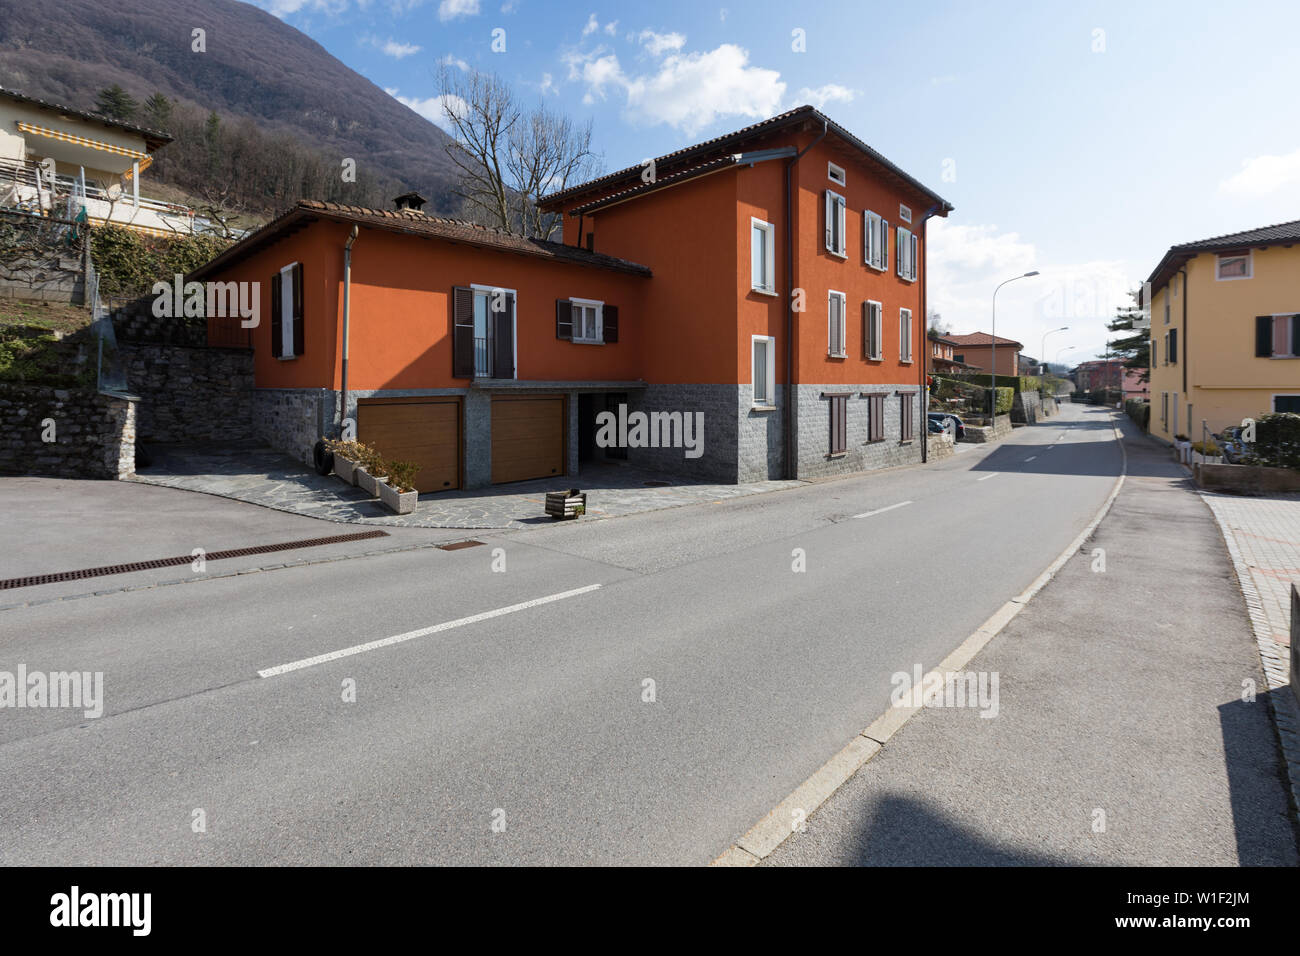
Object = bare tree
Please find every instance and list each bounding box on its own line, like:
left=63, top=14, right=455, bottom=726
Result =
left=439, top=68, right=598, bottom=239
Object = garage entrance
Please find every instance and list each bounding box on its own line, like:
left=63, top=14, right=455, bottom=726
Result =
left=491, top=395, right=565, bottom=484
left=356, top=396, right=461, bottom=493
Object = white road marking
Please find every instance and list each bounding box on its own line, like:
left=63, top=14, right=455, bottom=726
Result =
left=976, top=473, right=998, bottom=481
left=258, top=584, right=604, bottom=678
left=852, top=500, right=913, bottom=519
left=1024, top=456, right=1037, bottom=462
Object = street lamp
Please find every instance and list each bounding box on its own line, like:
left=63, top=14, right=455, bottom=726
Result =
left=1054, top=345, right=1076, bottom=397
left=1041, top=326, right=1068, bottom=375
left=991, top=271, right=1040, bottom=414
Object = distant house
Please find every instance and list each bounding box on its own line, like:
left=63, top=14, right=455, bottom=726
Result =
left=945, top=332, right=1024, bottom=376
left=0, top=87, right=192, bottom=236
left=1073, top=358, right=1145, bottom=401
left=1145, top=218, right=1300, bottom=443
left=191, top=106, right=954, bottom=492
left=928, top=333, right=974, bottom=374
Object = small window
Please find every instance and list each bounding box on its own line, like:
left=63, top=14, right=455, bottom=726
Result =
left=900, top=392, right=914, bottom=441
left=899, top=308, right=913, bottom=363
left=825, top=190, right=847, bottom=257
left=752, top=335, right=775, bottom=406
left=828, top=290, right=847, bottom=357
left=828, top=162, right=846, bottom=186
left=896, top=226, right=917, bottom=281
left=1164, top=298, right=1170, bottom=325
left=1168, top=327, right=1178, bottom=364
left=751, top=218, right=776, bottom=294
left=1274, top=395, right=1300, bottom=413
left=570, top=298, right=603, bottom=343
left=864, top=299, right=883, bottom=360
left=954, top=353, right=965, bottom=364
left=1217, top=252, right=1252, bottom=280
left=271, top=262, right=303, bottom=359
left=1258, top=313, right=1300, bottom=358
left=867, top=393, right=885, bottom=442
left=829, top=394, right=847, bottom=454
left=899, top=203, right=912, bottom=224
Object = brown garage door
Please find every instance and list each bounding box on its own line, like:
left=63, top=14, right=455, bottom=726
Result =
left=357, top=397, right=461, bottom=493
left=491, top=395, right=565, bottom=485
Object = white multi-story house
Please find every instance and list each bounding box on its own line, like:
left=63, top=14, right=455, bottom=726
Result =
left=0, top=87, right=193, bottom=236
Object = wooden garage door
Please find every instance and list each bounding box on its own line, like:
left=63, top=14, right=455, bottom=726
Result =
left=357, top=397, right=461, bottom=493
left=491, top=395, right=565, bottom=485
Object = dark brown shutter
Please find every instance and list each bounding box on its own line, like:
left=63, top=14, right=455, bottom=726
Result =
left=1257, top=316, right=1273, bottom=357
left=603, top=304, right=618, bottom=343
left=862, top=301, right=869, bottom=358
left=901, top=394, right=913, bottom=441
left=870, top=394, right=884, bottom=441
left=555, top=299, right=573, bottom=340
left=452, top=286, right=474, bottom=378
left=1168, top=327, right=1177, bottom=364
left=492, top=292, right=514, bottom=379
left=270, top=271, right=282, bottom=358
left=291, top=263, right=305, bottom=357
left=829, top=395, right=847, bottom=454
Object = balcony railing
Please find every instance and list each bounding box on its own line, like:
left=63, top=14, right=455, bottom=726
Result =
left=0, top=156, right=194, bottom=235
left=474, top=336, right=491, bottom=377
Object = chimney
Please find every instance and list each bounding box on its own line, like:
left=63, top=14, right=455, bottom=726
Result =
left=393, top=192, right=428, bottom=213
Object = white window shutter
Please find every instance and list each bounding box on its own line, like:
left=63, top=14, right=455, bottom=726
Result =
left=910, top=233, right=918, bottom=281
left=882, top=220, right=889, bottom=273
left=825, top=192, right=832, bottom=250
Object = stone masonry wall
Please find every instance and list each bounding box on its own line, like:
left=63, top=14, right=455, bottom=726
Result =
left=252, top=388, right=336, bottom=466
left=1012, top=389, right=1043, bottom=425
left=793, top=383, right=924, bottom=479
left=0, top=384, right=135, bottom=478
left=626, top=384, right=739, bottom=482
left=121, top=344, right=255, bottom=444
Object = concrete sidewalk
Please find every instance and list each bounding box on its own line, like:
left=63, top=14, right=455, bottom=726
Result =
left=763, top=413, right=1300, bottom=866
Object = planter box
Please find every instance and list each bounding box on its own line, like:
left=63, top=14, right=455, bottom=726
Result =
left=355, top=466, right=382, bottom=496
left=378, top=480, right=417, bottom=515
left=333, top=455, right=357, bottom=485
left=1195, top=461, right=1300, bottom=493
left=545, top=490, right=587, bottom=520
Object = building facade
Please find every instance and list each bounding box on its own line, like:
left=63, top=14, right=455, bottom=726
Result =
left=1145, top=219, right=1300, bottom=443
left=944, top=333, right=1024, bottom=375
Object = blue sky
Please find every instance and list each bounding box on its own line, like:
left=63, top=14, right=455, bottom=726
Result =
left=254, top=0, right=1300, bottom=364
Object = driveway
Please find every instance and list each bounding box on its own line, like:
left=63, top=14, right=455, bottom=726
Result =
left=132, top=442, right=803, bottom=529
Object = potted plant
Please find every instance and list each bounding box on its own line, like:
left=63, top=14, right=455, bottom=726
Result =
left=353, top=444, right=384, bottom=496
left=325, top=438, right=362, bottom=485
left=1173, top=433, right=1191, bottom=464
left=545, top=488, right=587, bottom=520
left=379, top=459, right=419, bottom=514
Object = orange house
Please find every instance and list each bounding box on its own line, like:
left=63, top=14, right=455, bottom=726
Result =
left=192, top=106, right=952, bottom=491
left=944, top=333, right=1024, bottom=376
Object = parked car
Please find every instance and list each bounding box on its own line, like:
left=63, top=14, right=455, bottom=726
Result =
left=1217, top=426, right=1253, bottom=464
left=927, top=417, right=947, bottom=434
left=928, top=412, right=965, bottom=439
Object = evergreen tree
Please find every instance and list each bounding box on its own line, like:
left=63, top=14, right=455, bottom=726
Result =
left=142, top=92, right=173, bottom=130
left=94, top=84, right=138, bottom=121
left=1107, top=288, right=1150, bottom=383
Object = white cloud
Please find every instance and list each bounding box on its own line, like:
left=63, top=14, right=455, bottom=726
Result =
left=1219, top=147, right=1300, bottom=199
left=795, top=84, right=856, bottom=109
left=382, top=39, right=422, bottom=58
left=387, top=88, right=467, bottom=134
left=540, top=72, right=558, bottom=95
left=261, top=0, right=348, bottom=15
left=928, top=219, right=1135, bottom=361
left=501, top=0, right=518, bottom=11
left=440, top=52, right=470, bottom=70
left=438, top=0, right=479, bottom=22
left=567, top=43, right=784, bottom=134
left=582, top=13, right=599, bottom=36
left=605, top=20, right=618, bottom=35
left=639, top=30, right=686, bottom=56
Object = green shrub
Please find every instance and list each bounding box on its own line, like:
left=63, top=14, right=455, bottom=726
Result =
left=1246, top=413, right=1300, bottom=470
left=384, top=460, right=420, bottom=494
left=90, top=225, right=231, bottom=299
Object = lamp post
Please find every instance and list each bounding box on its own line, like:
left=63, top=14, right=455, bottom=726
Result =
left=990, top=271, right=1040, bottom=415
left=1054, top=345, right=1076, bottom=398
left=1041, top=326, right=1068, bottom=376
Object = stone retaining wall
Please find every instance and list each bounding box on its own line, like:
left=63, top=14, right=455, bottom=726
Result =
left=0, top=384, right=134, bottom=478
left=960, top=414, right=1014, bottom=444
left=120, top=343, right=256, bottom=444
left=1195, top=462, right=1300, bottom=494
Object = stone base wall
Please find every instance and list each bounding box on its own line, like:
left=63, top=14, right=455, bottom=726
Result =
left=625, top=384, right=739, bottom=483
left=793, top=383, right=923, bottom=479
left=737, top=384, right=786, bottom=482
left=1195, top=462, right=1300, bottom=494
left=0, top=384, right=134, bottom=478
left=928, top=432, right=957, bottom=461
left=960, top=415, right=1014, bottom=444
left=252, top=388, right=336, bottom=465
left=1012, top=389, right=1043, bottom=424
left=121, top=344, right=255, bottom=444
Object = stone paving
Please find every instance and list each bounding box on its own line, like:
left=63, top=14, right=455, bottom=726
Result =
left=1200, top=489, right=1300, bottom=810
left=130, top=442, right=804, bottom=530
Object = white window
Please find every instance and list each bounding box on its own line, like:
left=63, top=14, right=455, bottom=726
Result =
left=1216, top=251, right=1252, bottom=280
left=865, top=299, right=883, bottom=360
left=751, top=218, right=776, bottom=294
left=900, top=308, right=913, bottom=362
left=825, top=190, right=846, bottom=257
left=828, top=162, right=846, bottom=186
left=896, top=226, right=917, bottom=281
left=828, top=290, right=847, bottom=357
left=570, top=297, right=603, bottom=343
left=899, top=203, right=912, bottom=224
left=1265, top=313, right=1300, bottom=358
left=279, top=262, right=298, bottom=358
left=752, top=335, right=775, bottom=406
left=864, top=211, right=889, bottom=271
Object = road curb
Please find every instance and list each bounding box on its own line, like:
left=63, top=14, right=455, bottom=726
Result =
left=710, top=409, right=1128, bottom=867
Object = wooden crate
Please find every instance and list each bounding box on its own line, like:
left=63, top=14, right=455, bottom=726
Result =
left=545, top=491, right=586, bottom=520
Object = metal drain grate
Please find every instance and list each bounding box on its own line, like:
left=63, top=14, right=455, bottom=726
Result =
left=437, top=540, right=485, bottom=551
left=0, top=529, right=391, bottom=591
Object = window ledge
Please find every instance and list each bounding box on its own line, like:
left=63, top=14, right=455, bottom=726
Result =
left=572, top=338, right=605, bottom=346
left=866, top=263, right=886, bottom=272
left=750, top=403, right=778, bottom=412
left=827, top=250, right=848, bottom=260
left=750, top=286, right=779, bottom=297
left=899, top=440, right=914, bottom=446
left=828, top=353, right=847, bottom=360
left=826, top=452, right=847, bottom=460
left=276, top=355, right=298, bottom=361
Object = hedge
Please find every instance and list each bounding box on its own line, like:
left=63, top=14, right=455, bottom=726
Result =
left=1125, top=399, right=1150, bottom=431
left=1246, top=413, right=1300, bottom=470
left=89, top=225, right=231, bottom=299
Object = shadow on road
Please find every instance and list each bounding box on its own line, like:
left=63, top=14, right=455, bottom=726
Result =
left=1218, top=691, right=1300, bottom=865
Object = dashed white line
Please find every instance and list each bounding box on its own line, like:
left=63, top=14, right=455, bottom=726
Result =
left=258, top=584, right=604, bottom=677
left=976, top=473, right=998, bottom=481
left=852, top=500, right=913, bottom=519
left=1024, top=456, right=1038, bottom=462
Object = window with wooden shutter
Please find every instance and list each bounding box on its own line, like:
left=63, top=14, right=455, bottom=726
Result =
left=900, top=393, right=914, bottom=441
left=493, top=291, right=514, bottom=379
left=909, top=232, right=918, bottom=281
left=452, top=286, right=475, bottom=378
left=604, top=305, right=619, bottom=343
left=828, top=291, right=846, bottom=357
left=863, top=300, right=883, bottom=360
left=865, top=211, right=885, bottom=269
left=270, top=270, right=282, bottom=359
left=1168, top=327, right=1177, bottom=364
left=555, top=299, right=573, bottom=340
left=291, top=263, right=304, bottom=357
left=829, top=394, right=847, bottom=454
left=900, top=308, right=913, bottom=362
left=866, top=393, right=885, bottom=442
left=881, top=218, right=889, bottom=273
left=825, top=190, right=846, bottom=257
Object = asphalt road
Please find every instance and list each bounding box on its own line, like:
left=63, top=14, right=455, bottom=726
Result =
left=0, top=404, right=1123, bottom=865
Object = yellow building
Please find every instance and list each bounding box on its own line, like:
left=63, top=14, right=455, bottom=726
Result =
left=1145, top=219, right=1300, bottom=444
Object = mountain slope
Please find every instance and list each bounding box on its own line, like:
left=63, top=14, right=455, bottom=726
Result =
left=0, top=0, right=460, bottom=213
